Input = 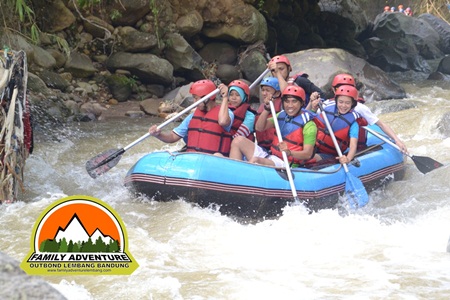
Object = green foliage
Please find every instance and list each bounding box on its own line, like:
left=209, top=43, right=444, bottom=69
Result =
left=150, top=0, right=162, bottom=49
left=257, top=0, right=265, bottom=11
left=3, top=0, right=41, bottom=44
left=50, top=34, right=71, bottom=57
left=110, top=9, right=122, bottom=21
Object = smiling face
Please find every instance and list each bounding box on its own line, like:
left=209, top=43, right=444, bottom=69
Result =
left=282, top=96, right=302, bottom=116
left=336, top=95, right=353, bottom=114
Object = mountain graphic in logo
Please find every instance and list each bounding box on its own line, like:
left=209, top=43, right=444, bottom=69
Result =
left=35, top=198, right=122, bottom=252
left=21, top=195, right=139, bottom=275
left=53, top=213, right=113, bottom=245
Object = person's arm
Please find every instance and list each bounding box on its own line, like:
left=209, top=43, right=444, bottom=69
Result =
left=149, top=124, right=183, bottom=143
left=255, top=107, right=274, bottom=131
left=341, top=137, right=358, bottom=164
left=376, top=119, right=408, bottom=153
left=339, top=122, right=359, bottom=164
left=217, top=83, right=231, bottom=127
left=149, top=114, right=191, bottom=143
left=305, top=91, right=321, bottom=111
left=267, top=60, right=289, bottom=91
left=295, top=76, right=326, bottom=99
left=222, top=109, right=234, bottom=132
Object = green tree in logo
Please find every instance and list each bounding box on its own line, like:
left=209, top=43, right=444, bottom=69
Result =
left=58, top=237, right=68, bottom=252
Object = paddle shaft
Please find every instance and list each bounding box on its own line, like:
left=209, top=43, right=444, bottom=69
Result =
left=362, top=126, right=409, bottom=156
left=269, top=100, right=299, bottom=200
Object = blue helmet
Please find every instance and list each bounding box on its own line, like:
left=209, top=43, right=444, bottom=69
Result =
left=260, top=77, right=280, bottom=91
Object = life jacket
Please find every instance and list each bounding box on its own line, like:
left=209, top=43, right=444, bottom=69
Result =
left=229, top=103, right=256, bottom=141
left=356, top=117, right=368, bottom=150
left=270, top=110, right=315, bottom=164
left=255, top=98, right=282, bottom=150
left=186, top=106, right=232, bottom=156
left=325, top=98, right=369, bottom=149
left=314, top=103, right=364, bottom=155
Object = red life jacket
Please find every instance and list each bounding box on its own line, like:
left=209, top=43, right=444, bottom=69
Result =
left=229, top=103, right=256, bottom=141
left=314, top=104, right=364, bottom=155
left=356, top=117, right=368, bottom=150
left=186, top=106, right=232, bottom=156
left=270, top=110, right=315, bottom=164
left=255, top=98, right=282, bottom=150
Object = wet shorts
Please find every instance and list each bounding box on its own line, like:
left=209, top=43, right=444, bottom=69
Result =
left=253, top=145, right=285, bottom=168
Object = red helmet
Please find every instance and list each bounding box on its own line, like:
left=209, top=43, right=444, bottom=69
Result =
left=332, top=73, right=355, bottom=88
left=271, top=55, right=292, bottom=72
left=335, top=85, right=358, bottom=108
left=228, top=80, right=250, bottom=102
left=189, top=79, right=217, bottom=100
left=384, top=6, right=390, bottom=11
left=282, top=85, right=306, bottom=102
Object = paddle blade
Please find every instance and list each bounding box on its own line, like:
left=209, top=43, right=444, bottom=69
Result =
left=411, top=155, right=444, bottom=174
left=86, top=148, right=124, bottom=178
left=345, top=173, right=369, bottom=208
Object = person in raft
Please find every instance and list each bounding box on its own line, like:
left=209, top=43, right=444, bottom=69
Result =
left=229, top=85, right=317, bottom=168
left=267, top=54, right=325, bottom=109
left=149, top=79, right=234, bottom=156
left=254, top=77, right=282, bottom=152
left=310, top=73, right=408, bottom=153
left=217, top=79, right=256, bottom=140
left=312, top=85, right=364, bottom=165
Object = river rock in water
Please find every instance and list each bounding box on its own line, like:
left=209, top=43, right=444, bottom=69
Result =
left=0, top=252, right=66, bottom=299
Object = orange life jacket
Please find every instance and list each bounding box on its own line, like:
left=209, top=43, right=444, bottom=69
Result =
left=186, top=106, right=232, bottom=156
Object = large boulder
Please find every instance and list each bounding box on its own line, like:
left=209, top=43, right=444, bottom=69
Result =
left=164, top=33, right=204, bottom=72
left=64, top=52, right=97, bottom=78
left=108, top=0, right=151, bottom=26
left=106, top=52, right=174, bottom=85
left=201, top=3, right=268, bottom=44
left=36, top=0, right=75, bottom=32
left=285, top=48, right=406, bottom=101
left=0, top=252, right=66, bottom=299
left=117, top=26, right=159, bottom=53
left=419, top=13, right=450, bottom=54
left=362, top=12, right=444, bottom=73
left=319, top=0, right=369, bottom=36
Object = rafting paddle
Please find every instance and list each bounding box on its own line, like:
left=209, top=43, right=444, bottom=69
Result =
left=363, top=126, right=444, bottom=174
left=86, top=69, right=271, bottom=178
left=318, top=102, right=369, bottom=208
left=268, top=94, right=300, bottom=203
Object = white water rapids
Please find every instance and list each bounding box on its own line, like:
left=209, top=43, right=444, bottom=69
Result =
left=1, top=80, right=450, bottom=299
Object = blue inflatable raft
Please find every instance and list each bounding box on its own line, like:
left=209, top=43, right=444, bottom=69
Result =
left=124, top=125, right=406, bottom=220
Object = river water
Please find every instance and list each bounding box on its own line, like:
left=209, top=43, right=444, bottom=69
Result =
left=1, top=80, right=450, bottom=299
